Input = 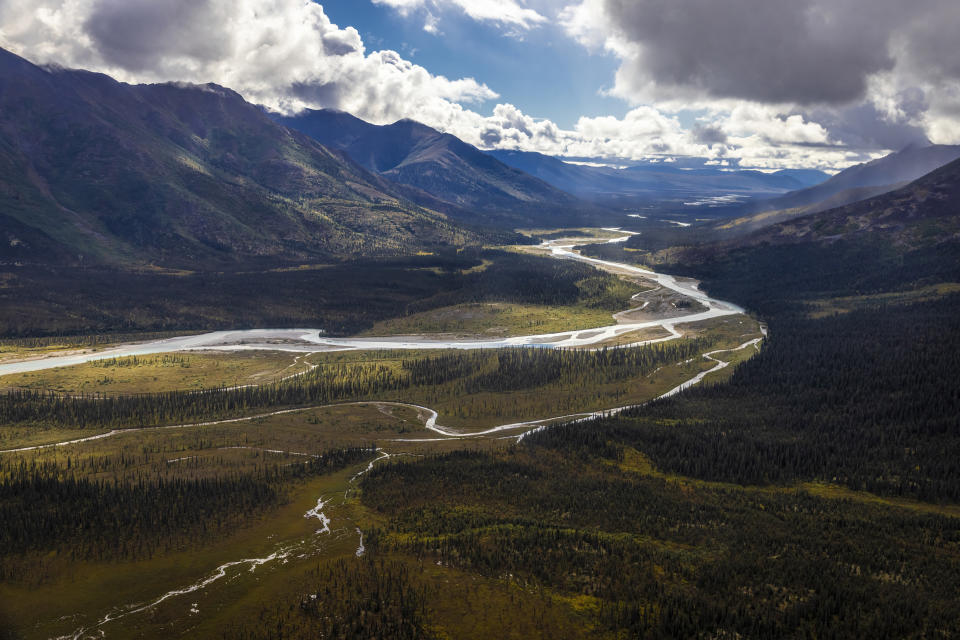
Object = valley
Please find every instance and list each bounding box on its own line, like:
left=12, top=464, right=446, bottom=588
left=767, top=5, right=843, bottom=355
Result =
left=1, top=18, right=959, bottom=639
left=3, top=213, right=959, bottom=638
left=0, top=233, right=766, bottom=638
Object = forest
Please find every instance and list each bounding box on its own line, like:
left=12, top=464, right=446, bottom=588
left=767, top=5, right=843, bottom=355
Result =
left=0, top=249, right=634, bottom=338
left=0, top=338, right=714, bottom=430
left=591, top=293, right=960, bottom=500
left=2, top=229, right=958, bottom=638
left=349, top=438, right=960, bottom=638
left=0, top=447, right=375, bottom=578
left=224, top=558, right=434, bottom=640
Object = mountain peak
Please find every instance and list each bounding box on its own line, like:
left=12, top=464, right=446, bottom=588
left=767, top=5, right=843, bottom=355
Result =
left=276, top=109, right=586, bottom=226
left=0, top=52, right=487, bottom=268
left=897, top=138, right=933, bottom=153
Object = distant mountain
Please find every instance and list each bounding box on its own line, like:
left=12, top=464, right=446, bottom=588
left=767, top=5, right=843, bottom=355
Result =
left=616, top=155, right=960, bottom=269
left=661, top=156, right=960, bottom=318
left=769, top=168, right=832, bottom=188
left=275, top=109, right=592, bottom=227
left=747, top=144, right=960, bottom=214
left=710, top=144, right=960, bottom=236
left=0, top=48, right=492, bottom=269
left=485, top=149, right=829, bottom=205
left=711, top=182, right=910, bottom=236
left=744, top=156, right=960, bottom=249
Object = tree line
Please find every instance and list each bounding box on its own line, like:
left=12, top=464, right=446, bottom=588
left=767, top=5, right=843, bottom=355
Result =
left=0, top=338, right=716, bottom=430
left=0, top=446, right=375, bottom=578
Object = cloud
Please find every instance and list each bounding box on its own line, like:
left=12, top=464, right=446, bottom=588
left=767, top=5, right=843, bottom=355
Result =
left=372, top=0, right=546, bottom=32
left=561, top=0, right=948, bottom=105
left=0, top=0, right=497, bottom=124
left=84, top=0, right=233, bottom=71
left=0, top=0, right=935, bottom=171
left=423, top=11, right=440, bottom=34
left=559, top=0, right=960, bottom=146
left=692, top=124, right=728, bottom=147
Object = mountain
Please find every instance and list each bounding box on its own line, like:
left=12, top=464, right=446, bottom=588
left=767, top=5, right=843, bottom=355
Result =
left=745, top=143, right=960, bottom=214
left=744, top=156, right=960, bottom=249
left=650, top=155, right=960, bottom=331
left=0, top=48, right=492, bottom=269
left=767, top=168, right=832, bottom=187
left=485, top=149, right=829, bottom=205
left=711, top=144, right=960, bottom=237
left=600, top=155, right=960, bottom=272
left=274, top=109, right=591, bottom=227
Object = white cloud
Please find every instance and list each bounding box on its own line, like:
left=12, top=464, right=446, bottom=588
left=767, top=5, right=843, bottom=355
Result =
left=558, top=0, right=622, bottom=53
left=558, top=0, right=960, bottom=152
left=423, top=10, right=440, bottom=34
left=372, top=0, right=546, bottom=32
left=0, top=0, right=901, bottom=171
left=0, top=0, right=497, bottom=124
left=720, top=105, right=832, bottom=146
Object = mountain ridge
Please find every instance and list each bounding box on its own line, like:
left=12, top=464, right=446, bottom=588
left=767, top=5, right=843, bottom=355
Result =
left=485, top=148, right=829, bottom=206
left=0, top=48, right=495, bottom=269
left=742, top=143, right=960, bottom=213
left=274, top=108, right=596, bottom=227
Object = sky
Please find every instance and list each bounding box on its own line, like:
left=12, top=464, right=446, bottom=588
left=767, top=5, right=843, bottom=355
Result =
left=1, top=0, right=959, bottom=171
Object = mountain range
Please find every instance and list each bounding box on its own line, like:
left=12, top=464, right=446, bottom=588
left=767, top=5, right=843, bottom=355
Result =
left=740, top=156, right=960, bottom=249
left=715, top=143, right=960, bottom=235
left=648, top=155, right=960, bottom=275
left=4, top=44, right=959, bottom=275
left=485, top=149, right=829, bottom=207
left=274, top=109, right=592, bottom=227
left=0, top=48, right=505, bottom=269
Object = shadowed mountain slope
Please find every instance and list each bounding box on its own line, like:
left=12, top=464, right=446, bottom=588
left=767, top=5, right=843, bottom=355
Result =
left=742, top=156, right=960, bottom=248
left=0, top=48, right=493, bottom=269
left=275, top=109, right=594, bottom=227
left=655, top=157, right=960, bottom=315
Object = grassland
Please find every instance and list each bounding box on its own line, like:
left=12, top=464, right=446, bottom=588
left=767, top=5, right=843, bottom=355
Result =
left=517, top=227, right=630, bottom=241
left=806, top=281, right=960, bottom=317
left=0, top=351, right=314, bottom=394
left=359, top=302, right=625, bottom=338
left=0, top=331, right=190, bottom=364
left=567, top=326, right=676, bottom=350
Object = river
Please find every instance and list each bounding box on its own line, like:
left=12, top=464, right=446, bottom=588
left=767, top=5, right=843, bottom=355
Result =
left=0, top=236, right=743, bottom=377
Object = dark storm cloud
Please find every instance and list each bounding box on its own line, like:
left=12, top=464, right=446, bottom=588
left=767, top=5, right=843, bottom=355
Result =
left=85, top=0, right=231, bottom=71
left=807, top=99, right=931, bottom=151
left=692, top=123, right=727, bottom=146
left=603, top=0, right=954, bottom=105
left=480, top=128, right=503, bottom=146
left=290, top=81, right=343, bottom=107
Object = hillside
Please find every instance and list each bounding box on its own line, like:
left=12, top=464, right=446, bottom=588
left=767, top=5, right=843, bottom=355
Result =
left=717, top=143, right=960, bottom=234
left=644, top=156, right=960, bottom=321
left=581, top=157, right=960, bottom=302
left=275, top=109, right=593, bottom=227
left=742, top=156, right=960, bottom=249
left=712, top=182, right=908, bottom=236
left=0, top=48, right=491, bottom=270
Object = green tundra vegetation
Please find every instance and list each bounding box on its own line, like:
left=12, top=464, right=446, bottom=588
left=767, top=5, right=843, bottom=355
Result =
left=0, top=446, right=374, bottom=577
left=0, top=336, right=724, bottom=433
left=0, top=352, right=313, bottom=394
left=352, top=439, right=960, bottom=639
left=220, top=236, right=960, bottom=638
left=2, top=224, right=959, bottom=637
